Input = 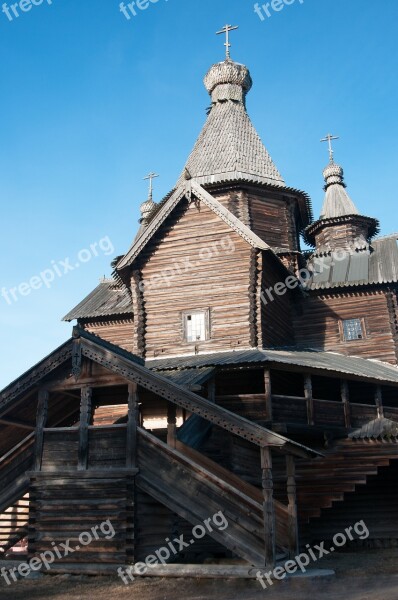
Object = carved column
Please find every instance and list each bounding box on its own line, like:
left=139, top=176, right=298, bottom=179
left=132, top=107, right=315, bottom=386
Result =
left=264, top=369, right=273, bottom=422
left=304, top=374, right=314, bottom=425
left=34, top=390, right=49, bottom=472
left=78, top=387, right=93, bottom=471
left=167, top=403, right=177, bottom=449
left=375, top=385, right=384, bottom=419
left=261, top=446, right=276, bottom=568
left=341, top=380, right=351, bottom=428
left=286, top=454, right=299, bottom=558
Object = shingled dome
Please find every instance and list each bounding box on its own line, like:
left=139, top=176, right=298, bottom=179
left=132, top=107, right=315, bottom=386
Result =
left=320, top=161, right=359, bottom=219
left=177, top=59, right=285, bottom=188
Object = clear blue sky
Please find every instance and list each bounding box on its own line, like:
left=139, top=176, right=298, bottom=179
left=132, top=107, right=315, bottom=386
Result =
left=0, top=0, right=397, bottom=389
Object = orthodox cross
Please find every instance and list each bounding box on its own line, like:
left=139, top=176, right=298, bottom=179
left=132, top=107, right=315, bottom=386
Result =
left=321, top=133, right=340, bottom=163
left=144, top=172, right=159, bottom=201
left=216, top=24, right=239, bottom=60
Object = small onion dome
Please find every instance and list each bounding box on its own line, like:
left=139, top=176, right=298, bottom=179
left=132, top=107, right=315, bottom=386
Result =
left=204, top=60, right=252, bottom=103
left=140, top=198, right=156, bottom=221
left=323, top=162, right=345, bottom=189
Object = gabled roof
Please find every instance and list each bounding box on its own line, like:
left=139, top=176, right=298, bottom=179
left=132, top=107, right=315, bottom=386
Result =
left=116, top=181, right=272, bottom=272
left=306, top=234, right=398, bottom=290
left=63, top=280, right=133, bottom=322
left=0, top=328, right=319, bottom=457
left=147, top=347, right=398, bottom=385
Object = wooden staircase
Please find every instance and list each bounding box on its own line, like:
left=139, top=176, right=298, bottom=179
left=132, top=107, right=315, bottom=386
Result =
left=136, top=427, right=289, bottom=566
left=296, top=438, right=398, bottom=526
left=0, top=433, right=35, bottom=555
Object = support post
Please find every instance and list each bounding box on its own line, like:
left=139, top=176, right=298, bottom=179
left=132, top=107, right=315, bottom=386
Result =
left=34, top=390, right=49, bottom=471
left=341, top=380, right=351, bottom=428
left=126, top=383, right=139, bottom=469
left=208, top=377, right=216, bottom=403
left=286, top=454, right=299, bottom=558
left=375, top=385, right=384, bottom=419
left=261, top=446, right=276, bottom=568
left=167, top=403, right=177, bottom=449
left=304, top=374, right=314, bottom=426
left=78, top=386, right=92, bottom=471
left=264, top=369, right=273, bottom=421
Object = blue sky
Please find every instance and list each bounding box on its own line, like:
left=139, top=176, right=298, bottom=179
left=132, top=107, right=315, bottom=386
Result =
left=0, top=0, right=397, bottom=389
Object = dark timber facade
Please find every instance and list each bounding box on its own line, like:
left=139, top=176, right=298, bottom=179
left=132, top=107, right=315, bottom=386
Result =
left=1, top=53, right=398, bottom=574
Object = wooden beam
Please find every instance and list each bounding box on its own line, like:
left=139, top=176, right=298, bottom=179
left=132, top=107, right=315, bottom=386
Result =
left=78, top=387, right=93, bottom=471
left=167, top=403, right=177, bottom=449
left=0, top=417, right=35, bottom=431
left=341, top=380, right=351, bottom=428
left=260, top=446, right=275, bottom=568
left=264, top=369, right=272, bottom=421
left=34, top=390, right=49, bottom=471
left=375, top=385, right=384, bottom=418
left=126, top=383, right=139, bottom=469
left=304, top=375, right=314, bottom=426
left=286, top=455, right=299, bottom=558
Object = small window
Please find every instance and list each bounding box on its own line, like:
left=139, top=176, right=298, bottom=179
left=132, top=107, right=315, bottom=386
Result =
left=342, top=318, right=364, bottom=342
left=183, top=310, right=209, bottom=343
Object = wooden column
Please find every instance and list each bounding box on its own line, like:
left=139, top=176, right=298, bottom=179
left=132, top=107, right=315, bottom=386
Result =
left=167, top=403, right=177, bottom=449
left=126, top=383, right=139, bottom=469
left=304, top=374, right=314, bottom=426
left=208, top=377, right=216, bottom=403
left=286, top=455, right=299, bottom=558
left=341, top=380, right=351, bottom=428
left=375, top=385, right=384, bottom=419
left=34, top=390, right=49, bottom=471
left=261, top=446, right=276, bottom=568
left=78, top=387, right=93, bottom=471
left=264, top=369, right=273, bottom=421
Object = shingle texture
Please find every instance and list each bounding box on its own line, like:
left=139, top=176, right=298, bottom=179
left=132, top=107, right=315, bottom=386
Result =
left=177, top=60, right=285, bottom=188
left=63, top=281, right=133, bottom=321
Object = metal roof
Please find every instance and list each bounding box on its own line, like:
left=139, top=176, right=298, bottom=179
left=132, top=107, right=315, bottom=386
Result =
left=63, top=281, right=133, bottom=321
left=158, top=367, right=215, bottom=389
left=307, top=235, right=398, bottom=290
left=147, top=348, right=398, bottom=384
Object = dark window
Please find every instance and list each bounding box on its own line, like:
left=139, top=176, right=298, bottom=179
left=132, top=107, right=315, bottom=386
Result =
left=342, top=318, right=364, bottom=342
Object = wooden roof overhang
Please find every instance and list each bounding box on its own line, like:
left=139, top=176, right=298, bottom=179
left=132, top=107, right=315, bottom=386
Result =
left=0, top=328, right=320, bottom=459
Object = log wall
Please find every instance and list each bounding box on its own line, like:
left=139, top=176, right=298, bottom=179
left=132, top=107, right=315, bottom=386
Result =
left=139, top=199, right=254, bottom=357
left=293, top=289, right=398, bottom=364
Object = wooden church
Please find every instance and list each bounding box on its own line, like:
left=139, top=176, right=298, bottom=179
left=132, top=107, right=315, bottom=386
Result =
left=2, top=28, right=398, bottom=573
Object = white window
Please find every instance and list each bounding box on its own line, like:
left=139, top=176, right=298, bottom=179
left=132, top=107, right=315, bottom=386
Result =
left=183, top=311, right=209, bottom=343
left=342, top=318, right=364, bottom=342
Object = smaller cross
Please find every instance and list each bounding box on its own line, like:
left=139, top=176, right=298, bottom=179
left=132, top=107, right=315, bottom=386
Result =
left=320, top=133, right=340, bottom=163
left=143, top=172, right=159, bottom=200
left=216, top=24, right=239, bottom=60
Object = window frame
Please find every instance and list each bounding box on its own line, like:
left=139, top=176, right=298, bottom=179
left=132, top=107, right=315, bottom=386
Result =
left=339, top=318, right=367, bottom=343
left=182, top=309, right=211, bottom=344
